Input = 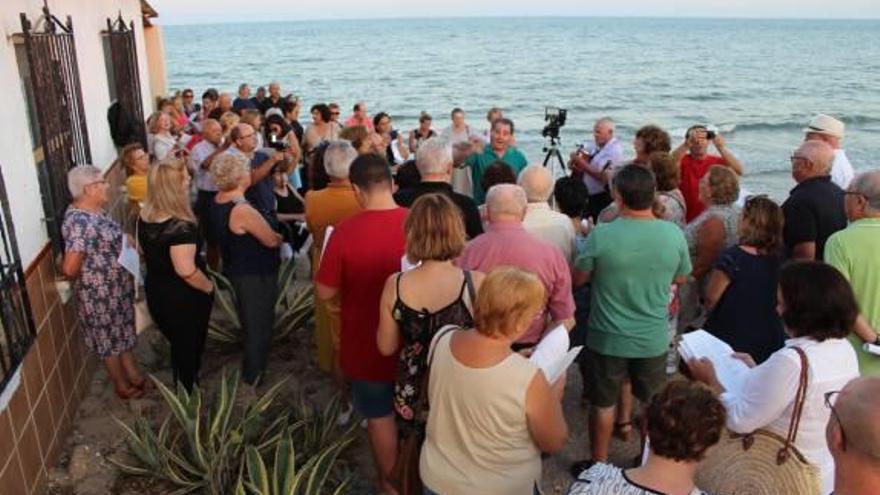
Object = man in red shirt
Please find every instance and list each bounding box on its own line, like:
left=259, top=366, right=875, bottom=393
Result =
left=315, top=153, right=407, bottom=494
left=672, top=125, right=744, bottom=222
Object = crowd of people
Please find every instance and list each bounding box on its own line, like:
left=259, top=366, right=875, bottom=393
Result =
left=60, top=81, right=880, bottom=494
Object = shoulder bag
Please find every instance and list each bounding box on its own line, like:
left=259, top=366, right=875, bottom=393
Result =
left=695, top=347, right=822, bottom=495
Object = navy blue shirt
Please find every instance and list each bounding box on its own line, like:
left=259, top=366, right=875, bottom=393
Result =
left=245, top=150, right=277, bottom=216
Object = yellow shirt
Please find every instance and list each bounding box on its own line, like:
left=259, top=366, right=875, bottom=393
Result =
left=125, top=174, right=148, bottom=204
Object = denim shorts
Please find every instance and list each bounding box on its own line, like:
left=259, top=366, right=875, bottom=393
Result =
left=350, top=379, right=394, bottom=419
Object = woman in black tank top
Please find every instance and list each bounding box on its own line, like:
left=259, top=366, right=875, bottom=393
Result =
left=207, top=152, right=283, bottom=385
left=375, top=194, right=485, bottom=492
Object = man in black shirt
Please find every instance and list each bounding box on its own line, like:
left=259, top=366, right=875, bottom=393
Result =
left=394, top=138, right=484, bottom=239
left=782, top=140, right=847, bottom=260
left=258, top=81, right=284, bottom=114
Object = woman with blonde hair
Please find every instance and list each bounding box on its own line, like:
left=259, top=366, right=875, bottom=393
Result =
left=420, top=267, right=569, bottom=495
left=207, top=152, right=283, bottom=386
left=138, top=158, right=214, bottom=391
left=703, top=195, right=786, bottom=363
left=218, top=111, right=241, bottom=138
left=147, top=111, right=178, bottom=161
left=376, top=193, right=484, bottom=493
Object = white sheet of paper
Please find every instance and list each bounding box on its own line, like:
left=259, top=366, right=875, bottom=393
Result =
left=678, top=329, right=749, bottom=394
left=530, top=325, right=581, bottom=382
left=863, top=343, right=880, bottom=356
left=117, top=235, right=142, bottom=285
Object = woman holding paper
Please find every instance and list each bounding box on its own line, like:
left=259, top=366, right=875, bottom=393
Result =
left=62, top=165, right=147, bottom=400
left=138, top=158, right=214, bottom=392
left=689, top=261, right=860, bottom=495
left=420, top=267, right=568, bottom=495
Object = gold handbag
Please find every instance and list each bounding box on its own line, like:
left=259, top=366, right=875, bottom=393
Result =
left=695, top=347, right=822, bottom=495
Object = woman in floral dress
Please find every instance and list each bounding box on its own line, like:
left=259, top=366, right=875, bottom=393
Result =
left=62, top=165, right=147, bottom=399
left=377, top=193, right=484, bottom=493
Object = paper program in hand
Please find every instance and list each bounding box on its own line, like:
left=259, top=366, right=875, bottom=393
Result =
left=530, top=325, right=583, bottom=383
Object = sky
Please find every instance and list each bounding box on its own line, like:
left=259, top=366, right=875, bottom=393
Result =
left=149, top=0, right=880, bottom=25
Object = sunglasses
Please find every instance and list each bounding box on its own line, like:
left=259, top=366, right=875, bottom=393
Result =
left=825, top=390, right=847, bottom=452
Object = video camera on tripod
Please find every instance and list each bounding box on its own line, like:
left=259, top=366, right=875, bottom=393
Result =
left=542, top=106, right=567, bottom=140
left=542, top=106, right=567, bottom=178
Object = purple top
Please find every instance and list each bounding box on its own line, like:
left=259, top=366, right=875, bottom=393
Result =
left=457, top=222, right=575, bottom=344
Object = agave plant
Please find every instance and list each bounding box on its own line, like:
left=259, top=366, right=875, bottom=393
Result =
left=113, top=369, right=354, bottom=495
left=208, top=258, right=314, bottom=346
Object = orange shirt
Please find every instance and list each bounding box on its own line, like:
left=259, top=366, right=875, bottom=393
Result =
left=304, top=182, right=362, bottom=271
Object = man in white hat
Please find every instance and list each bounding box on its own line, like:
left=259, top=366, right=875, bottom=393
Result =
left=805, top=113, right=854, bottom=189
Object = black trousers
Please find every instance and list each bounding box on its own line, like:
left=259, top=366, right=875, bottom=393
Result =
left=230, top=273, right=278, bottom=385
left=147, top=283, right=213, bottom=391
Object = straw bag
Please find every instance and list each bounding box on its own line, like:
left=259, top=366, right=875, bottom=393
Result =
left=695, top=347, right=821, bottom=495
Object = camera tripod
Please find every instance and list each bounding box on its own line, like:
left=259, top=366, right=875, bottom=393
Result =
left=542, top=135, right=567, bottom=180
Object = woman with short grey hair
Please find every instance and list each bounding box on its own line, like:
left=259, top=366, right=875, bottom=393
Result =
left=61, top=165, right=148, bottom=400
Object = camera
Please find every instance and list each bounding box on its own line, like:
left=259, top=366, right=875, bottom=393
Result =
left=706, top=130, right=716, bottom=140
left=268, top=133, right=290, bottom=151
left=542, top=106, right=567, bottom=140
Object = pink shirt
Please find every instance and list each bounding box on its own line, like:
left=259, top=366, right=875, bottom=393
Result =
left=457, top=222, right=575, bottom=344
left=344, top=115, right=374, bottom=131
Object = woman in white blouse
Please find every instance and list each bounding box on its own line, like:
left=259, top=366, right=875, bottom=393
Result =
left=147, top=111, right=178, bottom=161
left=689, top=261, right=860, bottom=495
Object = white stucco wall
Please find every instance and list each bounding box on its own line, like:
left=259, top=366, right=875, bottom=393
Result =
left=0, top=0, right=156, bottom=267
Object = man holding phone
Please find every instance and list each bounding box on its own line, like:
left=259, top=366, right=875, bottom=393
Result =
left=672, top=124, right=744, bottom=221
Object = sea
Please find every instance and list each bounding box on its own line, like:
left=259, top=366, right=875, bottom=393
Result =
left=164, top=17, right=880, bottom=199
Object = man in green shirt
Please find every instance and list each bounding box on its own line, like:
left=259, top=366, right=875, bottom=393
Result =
left=464, top=118, right=528, bottom=204
left=826, top=170, right=880, bottom=376
left=570, top=164, right=692, bottom=475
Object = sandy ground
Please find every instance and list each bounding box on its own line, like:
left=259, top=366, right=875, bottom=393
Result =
left=46, top=257, right=642, bottom=495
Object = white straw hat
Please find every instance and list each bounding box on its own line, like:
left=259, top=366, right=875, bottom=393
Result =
left=804, top=114, right=845, bottom=139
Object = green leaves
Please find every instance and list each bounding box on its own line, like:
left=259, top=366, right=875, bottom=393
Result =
left=115, top=369, right=352, bottom=494
left=207, top=259, right=314, bottom=346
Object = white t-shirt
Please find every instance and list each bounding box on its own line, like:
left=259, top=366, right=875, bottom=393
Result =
left=831, top=149, right=855, bottom=189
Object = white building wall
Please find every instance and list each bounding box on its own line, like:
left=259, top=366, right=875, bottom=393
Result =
left=0, top=0, right=155, bottom=267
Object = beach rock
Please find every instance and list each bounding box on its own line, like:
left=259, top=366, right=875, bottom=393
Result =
left=68, top=445, right=100, bottom=483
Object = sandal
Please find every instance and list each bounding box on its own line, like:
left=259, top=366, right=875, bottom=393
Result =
left=613, top=421, right=633, bottom=442
left=115, top=386, right=144, bottom=400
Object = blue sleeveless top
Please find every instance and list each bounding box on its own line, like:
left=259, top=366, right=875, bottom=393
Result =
left=208, top=197, right=280, bottom=276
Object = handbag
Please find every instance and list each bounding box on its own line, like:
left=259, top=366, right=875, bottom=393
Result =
left=391, top=324, right=460, bottom=495
left=695, top=347, right=822, bottom=495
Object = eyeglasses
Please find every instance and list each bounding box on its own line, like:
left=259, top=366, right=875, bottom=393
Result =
left=182, top=93, right=193, bottom=98
left=789, top=154, right=807, bottom=163
left=331, top=112, right=340, bottom=116
left=824, top=390, right=847, bottom=452
left=239, top=132, right=256, bottom=139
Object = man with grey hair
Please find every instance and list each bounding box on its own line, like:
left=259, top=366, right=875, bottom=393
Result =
left=826, top=376, right=880, bottom=494
left=458, top=183, right=575, bottom=347
left=519, top=165, right=576, bottom=263
left=304, top=140, right=362, bottom=376
left=826, top=170, right=880, bottom=374
left=569, top=117, right=626, bottom=221
left=804, top=113, right=854, bottom=189
left=225, top=123, right=286, bottom=217
left=783, top=140, right=847, bottom=260
left=393, top=138, right=483, bottom=238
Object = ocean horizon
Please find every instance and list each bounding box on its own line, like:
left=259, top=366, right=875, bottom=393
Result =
left=164, top=16, right=880, bottom=198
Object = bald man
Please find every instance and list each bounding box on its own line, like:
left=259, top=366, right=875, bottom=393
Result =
left=782, top=140, right=847, bottom=260
left=458, top=184, right=575, bottom=347
left=519, top=165, right=576, bottom=264
left=258, top=81, right=284, bottom=114
left=827, top=376, right=880, bottom=494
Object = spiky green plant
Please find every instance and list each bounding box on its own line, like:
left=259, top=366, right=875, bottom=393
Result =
left=207, top=259, right=314, bottom=346
left=113, top=369, right=353, bottom=495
